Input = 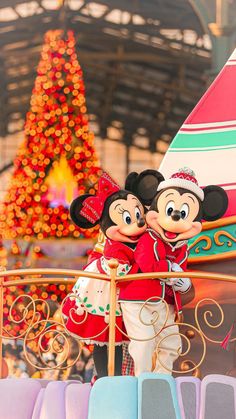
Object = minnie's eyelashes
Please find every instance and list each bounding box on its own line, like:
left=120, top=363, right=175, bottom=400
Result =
left=118, top=207, right=125, bottom=214
left=118, top=206, right=142, bottom=216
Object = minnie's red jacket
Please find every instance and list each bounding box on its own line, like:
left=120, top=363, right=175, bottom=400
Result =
left=92, top=239, right=139, bottom=275
left=118, top=229, right=188, bottom=313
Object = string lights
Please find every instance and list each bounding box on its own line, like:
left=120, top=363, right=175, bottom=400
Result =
left=0, top=30, right=101, bottom=241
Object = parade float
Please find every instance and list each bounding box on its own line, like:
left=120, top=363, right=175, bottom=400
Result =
left=159, top=46, right=236, bottom=379
left=0, top=44, right=236, bottom=419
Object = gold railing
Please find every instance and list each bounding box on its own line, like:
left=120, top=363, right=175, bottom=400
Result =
left=0, top=261, right=236, bottom=378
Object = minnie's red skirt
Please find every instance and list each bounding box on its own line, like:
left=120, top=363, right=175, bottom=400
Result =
left=62, top=297, right=128, bottom=345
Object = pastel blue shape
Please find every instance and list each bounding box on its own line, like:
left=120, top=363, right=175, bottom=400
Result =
left=138, top=373, right=181, bottom=419
left=88, top=376, right=138, bottom=419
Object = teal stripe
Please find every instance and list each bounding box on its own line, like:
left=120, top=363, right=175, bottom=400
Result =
left=169, top=145, right=236, bottom=152
left=170, top=129, right=236, bottom=150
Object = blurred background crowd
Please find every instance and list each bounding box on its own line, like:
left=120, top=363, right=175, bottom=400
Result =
left=2, top=297, right=95, bottom=382
left=3, top=339, right=94, bottom=383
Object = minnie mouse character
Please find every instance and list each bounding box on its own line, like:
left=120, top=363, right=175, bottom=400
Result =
left=62, top=171, right=159, bottom=378
left=119, top=167, right=228, bottom=376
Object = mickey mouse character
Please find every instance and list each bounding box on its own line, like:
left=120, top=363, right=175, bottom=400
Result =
left=62, top=171, right=158, bottom=378
left=119, top=167, right=228, bottom=376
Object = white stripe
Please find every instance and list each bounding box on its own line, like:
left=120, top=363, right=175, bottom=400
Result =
left=226, top=62, right=236, bottom=66
left=177, top=250, right=188, bottom=267
left=228, top=49, right=236, bottom=61
left=171, top=144, right=236, bottom=151
left=159, top=148, right=236, bottom=187
left=154, top=241, right=159, bottom=261
left=222, top=185, right=236, bottom=191
left=148, top=229, right=158, bottom=242
left=180, top=126, right=236, bottom=134
left=182, top=120, right=236, bottom=129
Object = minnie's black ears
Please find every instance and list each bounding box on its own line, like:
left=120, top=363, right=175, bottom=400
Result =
left=202, top=185, right=228, bottom=221
left=125, top=169, right=164, bottom=206
left=125, top=172, right=139, bottom=192
left=70, top=195, right=100, bottom=229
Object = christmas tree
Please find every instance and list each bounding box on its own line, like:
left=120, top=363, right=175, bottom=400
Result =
left=0, top=30, right=101, bottom=242
left=0, top=30, right=103, bottom=342
left=0, top=239, right=7, bottom=269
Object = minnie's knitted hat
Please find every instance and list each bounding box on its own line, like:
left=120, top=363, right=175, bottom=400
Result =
left=157, top=167, right=204, bottom=201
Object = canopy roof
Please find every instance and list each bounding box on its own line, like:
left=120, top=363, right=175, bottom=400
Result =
left=0, top=0, right=212, bottom=170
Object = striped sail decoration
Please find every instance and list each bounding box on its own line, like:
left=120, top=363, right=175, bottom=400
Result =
left=159, top=48, right=236, bottom=264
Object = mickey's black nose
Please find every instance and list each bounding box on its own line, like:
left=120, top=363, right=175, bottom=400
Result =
left=137, top=217, right=145, bottom=227
left=171, top=210, right=181, bottom=221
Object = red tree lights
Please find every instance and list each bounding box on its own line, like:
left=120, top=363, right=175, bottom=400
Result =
left=0, top=30, right=101, bottom=242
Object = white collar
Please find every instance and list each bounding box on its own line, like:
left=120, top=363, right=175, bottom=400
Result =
left=147, top=228, right=187, bottom=249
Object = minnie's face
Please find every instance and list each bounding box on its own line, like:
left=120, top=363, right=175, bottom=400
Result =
left=147, top=188, right=202, bottom=243
left=106, top=194, right=146, bottom=242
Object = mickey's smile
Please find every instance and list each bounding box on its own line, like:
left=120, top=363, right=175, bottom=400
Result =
left=128, top=233, right=143, bottom=241
left=163, top=230, right=178, bottom=240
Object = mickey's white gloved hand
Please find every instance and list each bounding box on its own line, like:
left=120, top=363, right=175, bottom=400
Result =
left=171, top=263, right=183, bottom=272
left=165, top=262, right=183, bottom=286
left=172, top=277, right=192, bottom=293
left=166, top=263, right=192, bottom=293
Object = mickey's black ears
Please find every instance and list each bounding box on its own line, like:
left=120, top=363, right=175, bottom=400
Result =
left=125, top=169, right=164, bottom=206
left=202, top=185, right=228, bottom=221
left=70, top=195, right=100, bottom=229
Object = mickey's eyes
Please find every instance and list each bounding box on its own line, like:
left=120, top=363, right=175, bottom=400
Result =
left=123, top=211, right=132, bottom=225
left=165, top=201, right=175, bottom=216
left=180, top=203, right=189, bottom=219
left=135, top=207, right=141, bottom=220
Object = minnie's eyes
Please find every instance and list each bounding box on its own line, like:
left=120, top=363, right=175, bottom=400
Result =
left=135, top=207, right=141, bottom=220
left=123, top=211, right=132, bottom=225
left=165, top=201, right=175, bottom=216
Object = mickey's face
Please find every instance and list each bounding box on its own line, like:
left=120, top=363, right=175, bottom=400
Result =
left=147, top=188, right=202, bottom=243
left=106, top=193, right=146, bottom=242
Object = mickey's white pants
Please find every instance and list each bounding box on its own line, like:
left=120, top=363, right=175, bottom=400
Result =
left=120, top=301, right=181, bottom=376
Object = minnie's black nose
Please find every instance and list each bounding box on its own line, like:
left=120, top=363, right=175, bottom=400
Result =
left=137, top=217, right=145, bottom=227
left=171, top=210, right=181, bottom=221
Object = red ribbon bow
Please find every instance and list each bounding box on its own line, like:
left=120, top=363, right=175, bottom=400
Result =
left=80, top=173, right=120, bottom=224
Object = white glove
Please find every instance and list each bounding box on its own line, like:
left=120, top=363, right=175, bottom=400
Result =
left=171, top=263, right=183, bottom=272
left=166, top=263, right=192, bottom=293
left=172, top=277, right=192, bottom=293
left=165, top=262, right=183, bottom=286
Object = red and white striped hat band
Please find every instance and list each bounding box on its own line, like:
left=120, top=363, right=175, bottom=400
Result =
left=157, top=167, right=204, bottom=201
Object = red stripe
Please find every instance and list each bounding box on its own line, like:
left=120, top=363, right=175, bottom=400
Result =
left=184, top=66, right=236, bottom=124
left=201, top=182, right=236, bottom=189
left=223, top=189, right=236, bottom=217
left=218, top=182, right=236, bottom=188
left=180, top=123, right=236, bottom=132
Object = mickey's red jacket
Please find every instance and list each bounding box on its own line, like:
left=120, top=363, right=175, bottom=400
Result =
left=118, top=229, right=189, bottom=313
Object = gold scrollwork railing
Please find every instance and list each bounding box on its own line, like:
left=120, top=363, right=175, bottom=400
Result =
left=1, top=263, right=236, bottom=378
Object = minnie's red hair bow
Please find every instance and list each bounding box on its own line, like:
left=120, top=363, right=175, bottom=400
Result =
left=80, top=173, right=120, bottom=224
